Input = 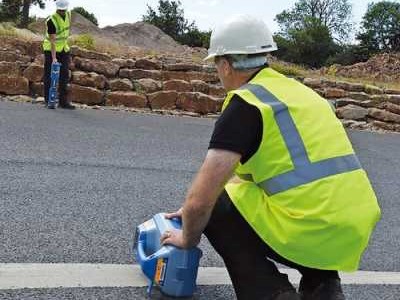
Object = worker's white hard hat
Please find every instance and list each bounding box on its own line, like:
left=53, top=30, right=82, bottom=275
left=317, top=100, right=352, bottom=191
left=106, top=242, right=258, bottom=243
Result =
left=55, top=0, right=69, bottom=10
left=204, top=15, right=277, bottom=61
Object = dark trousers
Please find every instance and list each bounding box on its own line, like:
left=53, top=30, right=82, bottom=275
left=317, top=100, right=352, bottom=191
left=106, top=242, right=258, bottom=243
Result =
left=203, top=191, right=340, bottom=300
left=43, top=51, right=70, bottom=105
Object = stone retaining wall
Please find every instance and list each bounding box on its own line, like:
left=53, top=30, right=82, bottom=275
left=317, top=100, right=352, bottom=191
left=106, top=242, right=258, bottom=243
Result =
left=303, top=78, right=400, bottom=132
left=0, top=46, right=223, bottom=115
left=1, top=44, right=400, bottom=132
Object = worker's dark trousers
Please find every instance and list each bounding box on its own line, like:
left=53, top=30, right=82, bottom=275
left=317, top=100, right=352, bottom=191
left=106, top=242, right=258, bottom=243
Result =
left=204, top=191, right=340, bottom=300
left=43, top=51, right=70, bottom=105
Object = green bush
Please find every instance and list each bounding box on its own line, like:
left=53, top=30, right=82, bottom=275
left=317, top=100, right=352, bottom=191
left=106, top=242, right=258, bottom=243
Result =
left=70, top=34, right=95, bottom=50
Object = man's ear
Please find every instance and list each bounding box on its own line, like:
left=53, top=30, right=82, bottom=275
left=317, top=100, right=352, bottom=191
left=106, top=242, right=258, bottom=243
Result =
left=221, top=58, right=232, bottom=77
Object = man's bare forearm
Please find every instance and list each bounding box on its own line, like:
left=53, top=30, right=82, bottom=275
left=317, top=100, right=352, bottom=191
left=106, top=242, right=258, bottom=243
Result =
left=181, top=149, right=241, bottom=247
left=50, top=35, right=57, bottom=61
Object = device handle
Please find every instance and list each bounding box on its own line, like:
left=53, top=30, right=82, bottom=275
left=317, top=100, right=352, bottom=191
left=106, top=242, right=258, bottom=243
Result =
left=153, top=213, right=182, bottom=236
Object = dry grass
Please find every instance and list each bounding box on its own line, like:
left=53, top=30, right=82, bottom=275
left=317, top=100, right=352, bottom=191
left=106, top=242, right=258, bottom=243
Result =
left=305, top=68, right=400, bottom=90
left=0, top=22, right=42, bottom=41
left=0, top=22, right=17, bottom=37
left=269, top=55, right=400, bottom=90
left=327, top=75, right=400, bottom=90
left=270, top=61, right=308, bottom=77
left=304, top=60, right=400, bottom=90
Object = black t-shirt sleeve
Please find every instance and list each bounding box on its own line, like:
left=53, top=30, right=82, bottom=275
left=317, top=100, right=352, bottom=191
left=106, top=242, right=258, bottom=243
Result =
left=209, top=95, right=263, bottom=164
left=47, top=19, right=56, bottom=35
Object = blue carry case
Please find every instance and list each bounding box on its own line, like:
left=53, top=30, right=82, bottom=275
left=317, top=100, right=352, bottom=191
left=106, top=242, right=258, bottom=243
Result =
left=48, top=62, right=61, bottom=109
left=134, top=213, right=202, bottom=298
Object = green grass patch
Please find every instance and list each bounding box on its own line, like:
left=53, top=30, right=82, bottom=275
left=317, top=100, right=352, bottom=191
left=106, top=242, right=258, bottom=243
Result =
left=69, top=34, right=96, bottom=51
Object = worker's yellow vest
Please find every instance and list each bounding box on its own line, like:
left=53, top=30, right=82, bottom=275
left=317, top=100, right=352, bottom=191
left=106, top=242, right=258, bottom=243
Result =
left=43, top=11, right=71, bottom=52
left=224, top=68, right=381, bottom=271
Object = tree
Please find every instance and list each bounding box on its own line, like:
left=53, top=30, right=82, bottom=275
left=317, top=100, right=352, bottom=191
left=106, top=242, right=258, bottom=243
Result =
left=142, top=0, right=211, bottom=48
left=274, top=18, right=337, bottom=68
left=275, top=0, right=353, bottom=42
left=326, top=44, right=370, bottom=66
left=0, top=0, right=21, bottom=23
left=143, top=0, right=188, bottom=42
left=0, top=0, right=46, bottom=27
left=180, top=26, right=211, bottom=48
left=357, top=1, right=400, bottom=54
left=72, top=6, right=99, bottom=26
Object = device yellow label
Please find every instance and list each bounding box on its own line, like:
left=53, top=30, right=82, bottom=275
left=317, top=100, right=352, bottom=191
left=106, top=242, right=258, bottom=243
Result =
left=154, top=258, right=168, bottom=286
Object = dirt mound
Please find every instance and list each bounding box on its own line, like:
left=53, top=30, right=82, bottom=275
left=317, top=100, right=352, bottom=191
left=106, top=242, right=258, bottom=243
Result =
left=29, top=12, right=186, bottom=54
left=70, top=11, right=104, bottom=36
left=102, top=22, right=185, bottom=52
left=331, top=53, right=400, bottom=82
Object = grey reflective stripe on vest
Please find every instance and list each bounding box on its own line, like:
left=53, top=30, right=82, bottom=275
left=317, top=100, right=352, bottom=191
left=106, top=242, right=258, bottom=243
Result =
left=51, top=13, right=70, bottom=36
left=242, top=83, right=310, bottom=167
left=45, top=17, right=67, bottom=40
left=239, top=83, right=362, bottom=196
left=259, top=154, right=361, bottom=195
left=56, top=26, right=70, bottom=35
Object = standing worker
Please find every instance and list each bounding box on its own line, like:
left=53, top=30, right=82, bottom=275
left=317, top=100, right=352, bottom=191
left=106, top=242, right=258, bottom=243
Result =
left=161, top=15, right=381, bottom=300
left=42, top=0, right=75, bottom=109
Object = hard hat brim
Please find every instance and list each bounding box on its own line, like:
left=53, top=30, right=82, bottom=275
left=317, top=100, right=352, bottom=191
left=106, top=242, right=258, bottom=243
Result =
left=204, top=47, right=278, bottom=62
left=203, top=53, right=216, bottom=62
left=56, top=5, right=69, bottom=10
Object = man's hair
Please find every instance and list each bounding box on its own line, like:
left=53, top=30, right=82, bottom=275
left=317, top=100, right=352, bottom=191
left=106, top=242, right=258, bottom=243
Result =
left=215, top=53, right=268, bottom=71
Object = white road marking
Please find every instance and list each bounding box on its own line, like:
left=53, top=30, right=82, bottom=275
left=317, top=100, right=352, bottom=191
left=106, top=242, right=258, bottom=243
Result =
left=0, top=264, right=399, bottom=290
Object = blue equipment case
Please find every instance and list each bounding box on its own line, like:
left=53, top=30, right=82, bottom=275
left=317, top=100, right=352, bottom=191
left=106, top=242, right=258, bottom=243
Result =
left=134, top=213, right=202, bottom=298
left=48, top=62, right=61, bottom=109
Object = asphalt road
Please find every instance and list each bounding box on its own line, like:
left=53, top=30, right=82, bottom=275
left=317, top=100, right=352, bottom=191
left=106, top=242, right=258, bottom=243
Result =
left=0, top=100, right=399, bottom=299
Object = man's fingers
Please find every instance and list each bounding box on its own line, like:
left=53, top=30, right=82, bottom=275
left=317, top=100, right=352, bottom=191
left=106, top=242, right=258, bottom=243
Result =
left=164, top=212, right=178, bottom=219
left=160, top=231, right=171, bottom=244
left=161, top=235, right=174, bottom=246
left=165, top=211, right=182, bottom=219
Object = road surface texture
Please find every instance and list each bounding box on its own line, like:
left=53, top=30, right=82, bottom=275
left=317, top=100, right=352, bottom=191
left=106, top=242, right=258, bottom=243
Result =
left=0, top=100, right=399, bottom=299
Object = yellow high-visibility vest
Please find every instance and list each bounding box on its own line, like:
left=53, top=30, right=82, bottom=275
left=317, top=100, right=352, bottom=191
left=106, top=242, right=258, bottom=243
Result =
left=224, top=67, right=381, bottom=271
left=43, top=11, right=71, bottom=52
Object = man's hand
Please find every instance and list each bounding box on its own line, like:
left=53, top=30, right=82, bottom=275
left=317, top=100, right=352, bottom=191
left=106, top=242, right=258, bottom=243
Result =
left=165, top=207, right=183, bottom=220
left=52, top=58, right=58, bottom=64
left=160, top=229, right=192, bottom=249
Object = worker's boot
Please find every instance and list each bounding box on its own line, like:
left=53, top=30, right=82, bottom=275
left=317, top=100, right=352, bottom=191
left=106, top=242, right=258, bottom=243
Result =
left=59, top=102, right=76, bottom=110
left=299, top=277, right=345, bottom=300
left=272, top=290, right=302, bottom=300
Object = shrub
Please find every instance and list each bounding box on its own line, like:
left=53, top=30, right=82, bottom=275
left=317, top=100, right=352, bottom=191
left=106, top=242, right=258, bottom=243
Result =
left=69, top=34, right=95, bottom=50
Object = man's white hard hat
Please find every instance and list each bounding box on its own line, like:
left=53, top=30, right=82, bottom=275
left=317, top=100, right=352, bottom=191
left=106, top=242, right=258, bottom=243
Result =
left=204, top=15, right=277, bottom=61
left=56, top=0, right=69, bottom=10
